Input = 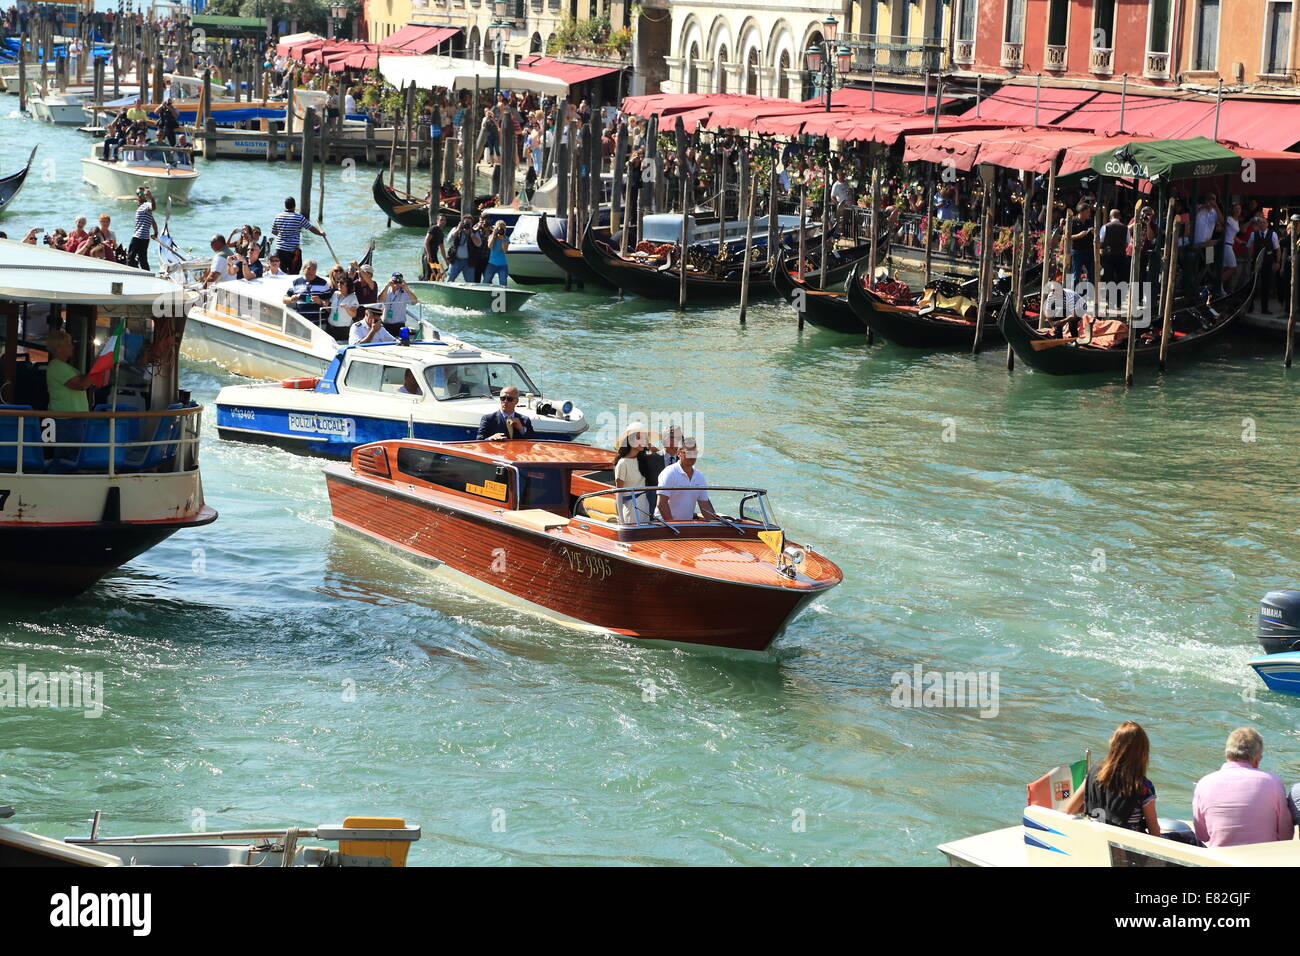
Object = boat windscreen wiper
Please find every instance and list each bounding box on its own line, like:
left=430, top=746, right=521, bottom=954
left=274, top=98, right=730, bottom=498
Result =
left=712, top=513, right=745, bottom=535
left=651, top=514, right=682, bottom=535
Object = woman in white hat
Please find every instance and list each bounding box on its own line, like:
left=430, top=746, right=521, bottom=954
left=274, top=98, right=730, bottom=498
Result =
left=613, top=423, right=655, bottom=525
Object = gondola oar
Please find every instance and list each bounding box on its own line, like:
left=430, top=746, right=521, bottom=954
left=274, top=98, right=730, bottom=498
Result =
left=316, top=223, right=340, bottom=268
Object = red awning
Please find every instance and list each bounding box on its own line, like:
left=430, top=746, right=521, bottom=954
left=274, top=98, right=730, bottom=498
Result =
left=971, top=129, right=1147, bottom=173
left=275, top=35, right=322, bottom=57
left=803, top=87, right=959, bottom=112
left=703, top=101, right=833, bottom=132
left=1056, top=94, right=1300, bottom=151
left=515, top=55, right=621, bottom=86
left=285, top=38, right=327, bottom=61
left=961, top=87, right=1099, bottom=126
left=823, top=113, right=1006, bottom=146
left=621, top=93, right=767, bottom=120
left=1234, top=148, right=1300, bottom=194
left=379, top=24, right=461, bottom=53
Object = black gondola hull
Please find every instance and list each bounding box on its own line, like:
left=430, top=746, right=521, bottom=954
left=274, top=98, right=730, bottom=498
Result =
left=846, top=259, right=1004, bottom=349
left=535, top=213, right=616, bottom=290
left=772, top=248, right=861, bottom=334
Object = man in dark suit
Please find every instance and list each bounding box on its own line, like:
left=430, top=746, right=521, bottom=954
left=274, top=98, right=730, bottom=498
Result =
left=478, top=386, right=536, bottom=440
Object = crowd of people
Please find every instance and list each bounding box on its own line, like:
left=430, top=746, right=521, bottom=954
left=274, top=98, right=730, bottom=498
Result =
left=1064, top=721, right=1299, bottom=849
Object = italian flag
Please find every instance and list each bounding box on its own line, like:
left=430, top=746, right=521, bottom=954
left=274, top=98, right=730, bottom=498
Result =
left=1026, top=759, right=1087, bottom=811
left=88, top=320, right=125, bottom=388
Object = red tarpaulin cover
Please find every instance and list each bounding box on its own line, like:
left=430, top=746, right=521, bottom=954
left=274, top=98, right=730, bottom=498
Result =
left=961, top=87, right=1099, bottom=126
left=516, top=55, right=621, bottom=86
left=378, top=24, right=460, bottom=53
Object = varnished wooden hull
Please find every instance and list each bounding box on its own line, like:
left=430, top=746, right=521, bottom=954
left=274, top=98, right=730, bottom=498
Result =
left=326, top=470, right=833, bottom=652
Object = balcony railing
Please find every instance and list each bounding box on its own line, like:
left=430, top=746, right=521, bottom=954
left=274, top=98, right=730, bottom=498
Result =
left=1001, top=41, right=1024, bottom=69
left=1145, top=50, right=1171, bottom=78
left=842, top=34, right=946, bottom=76
left=1090, top=47, right=1114, bottom=75
left=953, top=39, right=975, bottom=65
left=0, top=406, right=202, bottom=477
left=1045, top=45, right=1067, bottom=71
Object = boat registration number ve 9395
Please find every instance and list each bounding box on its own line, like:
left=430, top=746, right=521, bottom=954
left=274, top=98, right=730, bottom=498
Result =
left=555, top=545, right=613, bottom=582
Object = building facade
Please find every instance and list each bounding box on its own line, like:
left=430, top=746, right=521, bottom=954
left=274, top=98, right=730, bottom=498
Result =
left=662, top=1, right=851, bottom=101
left=954, top=0, right=1298, bottom=91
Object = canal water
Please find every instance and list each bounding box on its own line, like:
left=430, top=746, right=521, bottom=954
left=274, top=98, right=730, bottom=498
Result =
left=3, top=111, right=1299, bottom=866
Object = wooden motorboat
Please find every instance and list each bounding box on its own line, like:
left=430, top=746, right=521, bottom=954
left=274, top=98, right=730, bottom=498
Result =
left=0, top=145, right=35, bottom=217
left=846, top=258, right=1006, bottom=350
left=535, top=212, right=616, bottom=291
left=0, top=240, right=217, bottom=595
left=325, top=439, right=842, bottom=652
left=999, top=284, right=1249, bottom=376
left=771, top=246, right=862, bottom=335
left=406, top=280, right=535, bottom=313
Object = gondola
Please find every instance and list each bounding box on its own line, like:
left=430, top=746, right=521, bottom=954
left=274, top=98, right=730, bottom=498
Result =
left=999, top=279, right=1252, bottom=376
left=846, top=257, right=1005, bottom=350
left=0, top=146, right=36, bottom=217
left=370, top=168, right=487, bottom=228
left=535, top=212, right=617, bottom=291
left=771, top=247, right=861, bottom=335
left=580, top=221, right=781, bottom=301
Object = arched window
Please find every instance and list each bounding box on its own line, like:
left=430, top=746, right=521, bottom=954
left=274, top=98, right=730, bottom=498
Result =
left=745, top=47, right=759, bottom=95
left=530, top=32, right=542, bottom=54
left=778, top=50, right=790, bottom=99
left=717, top=45, right=728, bottom=93
left=687, top=42, right=700, bottom=93
left=469, top=26, right=481, bottom=62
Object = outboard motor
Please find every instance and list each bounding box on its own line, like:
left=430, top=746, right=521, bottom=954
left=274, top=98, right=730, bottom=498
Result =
left=1257, top=589, right=1300, bottom=654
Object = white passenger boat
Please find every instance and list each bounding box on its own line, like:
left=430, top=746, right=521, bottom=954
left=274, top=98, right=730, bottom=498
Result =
left=0, top=239, right=217, bottom=595
left=214, top=340, right=587, bottom=457
left=938, top=803, right=1300, bottom=867
left=30, top=87, right=98, bottom=124
left=81, top=141, right=199, bottom=205
left=1, top=805, right=420, bottom=867
left=182, top=275, right=443, bottom=381
left=507, top=212, right=578, bottom=285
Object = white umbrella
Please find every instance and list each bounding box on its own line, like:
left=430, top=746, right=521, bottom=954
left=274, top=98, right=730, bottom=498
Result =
left=378, top=55, right=569, bottom=95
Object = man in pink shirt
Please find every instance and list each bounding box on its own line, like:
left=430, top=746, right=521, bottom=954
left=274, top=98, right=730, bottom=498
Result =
left=1192, top=728, right=1294, bottom=847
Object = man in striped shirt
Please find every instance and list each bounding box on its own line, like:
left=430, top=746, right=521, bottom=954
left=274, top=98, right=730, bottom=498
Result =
left=271, top=196, right=325, bottom=276
left=126, top=187, right=156, bottom=271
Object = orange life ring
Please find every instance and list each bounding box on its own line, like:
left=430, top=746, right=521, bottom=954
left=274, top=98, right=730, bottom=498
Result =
left=281, top=377, right=320, bottom=389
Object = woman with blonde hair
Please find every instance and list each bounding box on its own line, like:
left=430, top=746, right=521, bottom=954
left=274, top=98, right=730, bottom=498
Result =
left=1064, top=721, right=1159, bottom=834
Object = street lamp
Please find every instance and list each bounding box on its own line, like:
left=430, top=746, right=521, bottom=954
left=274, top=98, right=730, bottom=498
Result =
left=328, top=3, right=349, bottom=41
left=804, top=15, right=853, bottom=111
left=488, top=0, right=514, bottom=100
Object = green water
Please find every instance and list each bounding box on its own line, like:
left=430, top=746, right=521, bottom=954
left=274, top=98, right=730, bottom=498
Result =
left=3, top=111, right=1299, bottom=865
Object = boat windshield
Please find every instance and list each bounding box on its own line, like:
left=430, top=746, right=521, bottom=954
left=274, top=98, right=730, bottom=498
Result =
left=573, top=485, right=778, bottom=531
left=423, top=362, right=540, bottom=401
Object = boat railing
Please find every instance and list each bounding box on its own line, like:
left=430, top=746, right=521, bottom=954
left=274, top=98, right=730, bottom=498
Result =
left=571, top=485, right=777, bottom=533
left=0, top=405, right=203, bottom=477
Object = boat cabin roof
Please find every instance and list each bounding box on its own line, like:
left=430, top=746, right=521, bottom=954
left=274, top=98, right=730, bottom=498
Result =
left=0, top=239, right=194, bottom=310
left=413, top=439, right=611, bottom=469
left=338, top=341, right=513, bottom=368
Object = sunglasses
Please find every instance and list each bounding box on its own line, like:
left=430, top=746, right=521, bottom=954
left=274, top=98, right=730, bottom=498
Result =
left=500, top=395, right=518, bottom=403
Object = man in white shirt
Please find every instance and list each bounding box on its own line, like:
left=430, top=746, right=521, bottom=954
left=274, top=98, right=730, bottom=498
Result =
left=1193, top=194, right=1223, bottom=246
left=348, top=306, right=397, bottom=346
left=203, top=234, right=234, bottom=287
left=656, top=438, right=718, bottom=522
